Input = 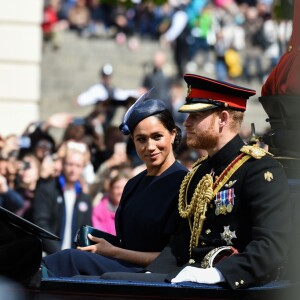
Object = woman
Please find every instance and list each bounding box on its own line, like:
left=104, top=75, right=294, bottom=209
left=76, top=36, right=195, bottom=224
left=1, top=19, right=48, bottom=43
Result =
left=42, top=92, right=188, bottom=277
left=92, top=171, right=131, bottom=235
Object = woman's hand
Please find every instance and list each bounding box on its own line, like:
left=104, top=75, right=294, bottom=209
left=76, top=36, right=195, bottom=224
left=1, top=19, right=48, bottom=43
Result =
left=77, top=234, right=117, bottom=257
left=78, top=234, right=160, bottom=267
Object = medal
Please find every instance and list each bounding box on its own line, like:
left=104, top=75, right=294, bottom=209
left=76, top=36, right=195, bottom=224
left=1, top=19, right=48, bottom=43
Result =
left=215, top=195, right=221, bottom=215
left=220, top=205, right=227, bottom=215
left=220, top=225, right=237, bottom=245
left=227, top=203, right=233, bottom=213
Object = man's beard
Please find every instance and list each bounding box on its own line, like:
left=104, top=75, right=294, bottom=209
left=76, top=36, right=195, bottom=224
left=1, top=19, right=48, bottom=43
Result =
left=186, top=129, right=219, bottom=150
left=186, top=118, right=219, bottom=151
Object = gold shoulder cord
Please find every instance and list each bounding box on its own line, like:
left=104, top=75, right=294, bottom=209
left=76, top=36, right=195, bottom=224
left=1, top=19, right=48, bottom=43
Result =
left=178, top=145, right=267, bottom=259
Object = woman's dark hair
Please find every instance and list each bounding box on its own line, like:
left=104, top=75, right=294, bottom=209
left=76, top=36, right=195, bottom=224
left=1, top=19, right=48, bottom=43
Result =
left=155, top=109, right=182, bottom=150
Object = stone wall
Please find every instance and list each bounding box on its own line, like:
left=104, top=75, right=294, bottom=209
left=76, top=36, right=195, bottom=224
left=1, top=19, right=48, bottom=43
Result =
left=0, top=0, right=43, bottom=136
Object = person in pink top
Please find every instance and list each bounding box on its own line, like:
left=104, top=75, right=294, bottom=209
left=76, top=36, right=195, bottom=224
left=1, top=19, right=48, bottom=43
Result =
left=92, top=172, right=130, bottom=235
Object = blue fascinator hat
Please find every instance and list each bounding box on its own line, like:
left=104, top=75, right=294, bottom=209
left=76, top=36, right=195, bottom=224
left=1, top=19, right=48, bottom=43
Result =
left=119, top=89, right=168, bottom=135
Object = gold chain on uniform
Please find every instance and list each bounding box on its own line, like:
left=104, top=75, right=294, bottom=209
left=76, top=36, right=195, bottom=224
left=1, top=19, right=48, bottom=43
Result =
left=178, top=145, right=266, bottom=259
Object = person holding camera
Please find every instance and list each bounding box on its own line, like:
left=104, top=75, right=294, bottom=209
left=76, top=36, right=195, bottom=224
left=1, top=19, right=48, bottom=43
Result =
left=14, top=154, right=41, bottom=223
left=0, top=172, right=24, bottom=214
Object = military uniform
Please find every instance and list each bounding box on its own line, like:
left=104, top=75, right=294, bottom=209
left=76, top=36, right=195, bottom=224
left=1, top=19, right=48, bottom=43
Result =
left=147, top=74, right=291, bottom=289
left=147, top=134, right=291, bottom=289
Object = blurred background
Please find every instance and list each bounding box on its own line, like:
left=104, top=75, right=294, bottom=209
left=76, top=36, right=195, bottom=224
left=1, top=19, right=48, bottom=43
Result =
left=0, top=0, right=294, bottom=139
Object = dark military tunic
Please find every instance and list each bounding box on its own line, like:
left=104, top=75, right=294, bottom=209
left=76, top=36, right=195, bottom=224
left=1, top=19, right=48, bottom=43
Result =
left=147, top=135, right=291, bottom=289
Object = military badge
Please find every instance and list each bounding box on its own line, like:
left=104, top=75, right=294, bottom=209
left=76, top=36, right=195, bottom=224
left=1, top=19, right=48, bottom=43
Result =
left=214, top=188, right=235, bottom=215
left=221, top=225, right=237, bottom=245
left=264, top=171, right=273, bottom=182
left=225, top=180, right=237, bottom=188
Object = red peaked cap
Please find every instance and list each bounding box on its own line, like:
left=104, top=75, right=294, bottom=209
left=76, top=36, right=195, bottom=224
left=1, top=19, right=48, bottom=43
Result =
left=179, top=74, right=256, bottom=113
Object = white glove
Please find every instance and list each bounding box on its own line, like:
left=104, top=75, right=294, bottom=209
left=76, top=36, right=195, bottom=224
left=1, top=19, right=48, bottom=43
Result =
left=171, top=266, right=225, bottom=284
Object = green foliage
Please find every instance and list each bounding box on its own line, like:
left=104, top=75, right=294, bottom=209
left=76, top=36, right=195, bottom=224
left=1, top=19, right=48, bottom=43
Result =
left=272, top=0, right=294, bottom=20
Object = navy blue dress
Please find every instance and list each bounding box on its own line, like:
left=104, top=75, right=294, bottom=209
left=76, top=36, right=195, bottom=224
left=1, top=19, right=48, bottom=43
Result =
left=42, top=161, right=188, bottom=277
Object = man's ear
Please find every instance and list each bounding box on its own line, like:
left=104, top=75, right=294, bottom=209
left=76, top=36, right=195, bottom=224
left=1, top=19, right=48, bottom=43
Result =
left=218, top=110, right=230, bottom=128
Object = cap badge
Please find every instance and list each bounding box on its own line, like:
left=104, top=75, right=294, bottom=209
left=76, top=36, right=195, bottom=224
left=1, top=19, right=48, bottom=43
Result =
left=187, top=85, right=192, bottom=97
left=264, top=171, right=273, bottom=182
left=221, top=225, right=237, bottom=245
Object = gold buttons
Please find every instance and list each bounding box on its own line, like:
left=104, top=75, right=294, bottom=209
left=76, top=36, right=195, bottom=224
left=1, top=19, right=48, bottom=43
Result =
left=288, top=45, right=293, bottom=52
left=240, top=280, right=244, bottom=285
left=235, top=281, right=239, bottom=286
left=201, top=242, right=206, bottom=246
left=205, top=229, right=211, bottom=235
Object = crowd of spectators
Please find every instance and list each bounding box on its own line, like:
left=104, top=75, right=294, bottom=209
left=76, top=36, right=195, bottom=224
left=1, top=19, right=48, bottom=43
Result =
left=0, top=0, right=284, bottom=256
left=42, top=0, right=292, bottom=83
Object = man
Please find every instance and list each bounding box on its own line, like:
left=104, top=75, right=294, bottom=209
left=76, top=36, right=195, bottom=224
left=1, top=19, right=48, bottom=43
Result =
left=103, top=74, right=291, bottom=290
left=76, top=63, right=115, bottom=107
left=75, top=63, right=139, bottom=128
left=33, top=147, right=92, bottom=255
left=75, top=63, right=139, bottom=109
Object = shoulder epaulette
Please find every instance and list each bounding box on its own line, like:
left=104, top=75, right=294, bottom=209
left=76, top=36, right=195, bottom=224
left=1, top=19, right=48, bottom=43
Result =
left=240, top=145, right=273, bottom=159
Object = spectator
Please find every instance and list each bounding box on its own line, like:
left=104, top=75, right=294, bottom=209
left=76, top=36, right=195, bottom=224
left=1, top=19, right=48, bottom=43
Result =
left=60, top=118, right=101, bottom=175
left=75, top=63, right=139, bottom=128
left=94, top=126, right=130, bottom=179
left=92, top=171, right=130, bottom=235
left=42, top=0, right=68, bottom=51
left=160, top=2, right=190, bottom=79
left=15, top=154, right=41, bottom=222
left=187, top=2, right=214, bottom=70
left=141, top=50, right=172, bottom=110
left=75, top=63, right=115, bottom=107
left=56, top=140, right=95, bottom=193
left=168, top=79, right=188, bottom=134
left=0, top=173, right=24, bottom=214
left=67, top=0, right=91, bottom=36
left=33, top=147, right=92, bottom=255
left=2, top=148, right=21, bottom=190
left=0, top=134, right=19, bottom=160
left=242, top=6, right=265, bottom=83
left=81, top=0, right=107, bottom=38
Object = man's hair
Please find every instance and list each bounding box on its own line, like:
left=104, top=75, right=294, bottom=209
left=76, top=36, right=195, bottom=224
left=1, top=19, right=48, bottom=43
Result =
left=228, top=109, right=244, bottom=131
left=214, top=108, right=244, bottom=132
